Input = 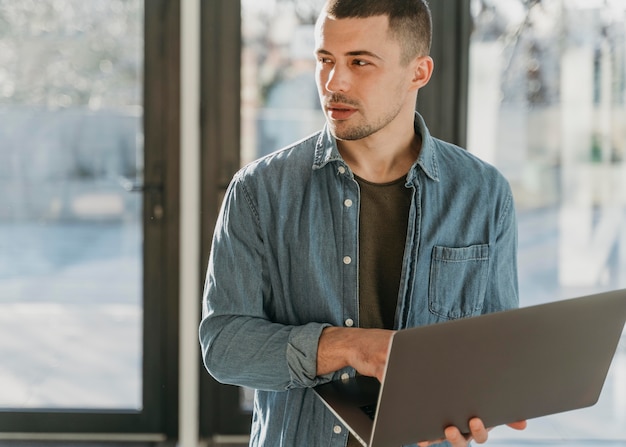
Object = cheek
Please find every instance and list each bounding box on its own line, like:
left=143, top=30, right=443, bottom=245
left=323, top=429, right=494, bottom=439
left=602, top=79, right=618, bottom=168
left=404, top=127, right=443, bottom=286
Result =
left=315, top=68, right=327, bottom=91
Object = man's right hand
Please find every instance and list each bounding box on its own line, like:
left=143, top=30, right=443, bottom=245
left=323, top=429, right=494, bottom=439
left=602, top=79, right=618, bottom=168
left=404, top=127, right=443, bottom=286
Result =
left=316, top=326, right=395, bottom=381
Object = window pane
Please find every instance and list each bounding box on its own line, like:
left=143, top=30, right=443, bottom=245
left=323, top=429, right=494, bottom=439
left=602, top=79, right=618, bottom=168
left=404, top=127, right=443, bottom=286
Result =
left=0, top=0, right=144, bottom=410
left=468, top=0, right=626, bottom=442
left=241, top=0, right=325, bottom=166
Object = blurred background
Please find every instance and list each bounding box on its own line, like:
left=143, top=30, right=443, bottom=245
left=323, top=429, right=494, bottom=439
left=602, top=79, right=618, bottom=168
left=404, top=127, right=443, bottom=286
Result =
left=0, top=0, right=624, bottom=446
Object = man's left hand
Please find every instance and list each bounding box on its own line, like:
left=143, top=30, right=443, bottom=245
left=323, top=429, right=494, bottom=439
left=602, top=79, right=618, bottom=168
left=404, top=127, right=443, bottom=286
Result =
left=417, top=418, right=527, bottom=447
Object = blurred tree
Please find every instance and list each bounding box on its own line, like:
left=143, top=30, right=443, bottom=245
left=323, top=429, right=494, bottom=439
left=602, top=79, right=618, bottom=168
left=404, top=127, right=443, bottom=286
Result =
left=0, top=0, right=143, bottom=109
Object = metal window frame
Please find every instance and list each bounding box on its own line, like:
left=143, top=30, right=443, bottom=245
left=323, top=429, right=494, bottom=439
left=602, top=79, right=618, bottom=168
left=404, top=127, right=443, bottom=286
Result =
left=417, top=0, right=471, bottom=147
left=198, top=0, right=248, bottom=438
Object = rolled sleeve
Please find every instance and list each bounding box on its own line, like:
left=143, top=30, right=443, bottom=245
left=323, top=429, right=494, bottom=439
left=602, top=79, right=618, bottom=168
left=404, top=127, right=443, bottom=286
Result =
left=286, top=322, right=332, bottom=388
left=200, top=314, right=328, bottom=391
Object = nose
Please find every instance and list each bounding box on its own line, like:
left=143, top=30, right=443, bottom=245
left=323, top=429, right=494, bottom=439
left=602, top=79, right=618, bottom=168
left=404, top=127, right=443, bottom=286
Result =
left=325, top=64, right=350, bottom=93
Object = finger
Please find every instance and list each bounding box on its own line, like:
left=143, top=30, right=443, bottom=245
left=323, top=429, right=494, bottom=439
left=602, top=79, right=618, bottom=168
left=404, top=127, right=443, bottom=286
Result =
left=506, top=420, right=528, bottom=431
left=468, top=418, right=489, bottom=444
left=444, top=425, right=470, bottom=447
left=417, top=439, right=445, bottom=447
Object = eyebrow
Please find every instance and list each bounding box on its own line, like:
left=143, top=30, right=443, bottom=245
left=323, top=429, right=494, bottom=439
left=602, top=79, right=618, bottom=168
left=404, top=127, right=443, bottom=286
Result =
left=316, top=48, right=384, bottom=61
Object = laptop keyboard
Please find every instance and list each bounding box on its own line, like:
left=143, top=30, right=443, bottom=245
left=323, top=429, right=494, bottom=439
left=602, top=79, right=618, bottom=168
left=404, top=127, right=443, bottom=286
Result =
left=360, top=403, right=377, bottom=420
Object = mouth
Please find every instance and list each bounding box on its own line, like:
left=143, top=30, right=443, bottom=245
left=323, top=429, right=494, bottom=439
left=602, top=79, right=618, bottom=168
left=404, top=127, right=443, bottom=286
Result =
left=326, top=103, right=358, bottom=120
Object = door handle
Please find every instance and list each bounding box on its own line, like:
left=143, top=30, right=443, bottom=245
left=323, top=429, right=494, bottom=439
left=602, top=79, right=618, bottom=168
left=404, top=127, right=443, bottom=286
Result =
left=118, top=176, right=164, bottom=221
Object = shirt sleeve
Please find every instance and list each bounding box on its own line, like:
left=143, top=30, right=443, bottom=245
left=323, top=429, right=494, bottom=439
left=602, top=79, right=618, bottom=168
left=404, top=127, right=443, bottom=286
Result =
left=198, top=174, right=331, bottom=391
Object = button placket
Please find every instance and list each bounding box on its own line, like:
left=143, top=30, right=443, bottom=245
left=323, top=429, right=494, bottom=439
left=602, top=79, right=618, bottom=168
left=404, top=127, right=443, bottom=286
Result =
left=340, top=167, right=358, bottom=336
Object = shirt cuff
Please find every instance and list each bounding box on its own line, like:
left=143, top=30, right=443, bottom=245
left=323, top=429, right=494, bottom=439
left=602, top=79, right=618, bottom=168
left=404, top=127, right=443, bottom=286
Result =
left=286, top=322, right=332, bottom=388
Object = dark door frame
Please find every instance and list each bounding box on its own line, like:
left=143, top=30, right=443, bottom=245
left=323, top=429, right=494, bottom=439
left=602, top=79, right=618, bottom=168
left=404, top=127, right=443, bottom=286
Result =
left=198, top=0, right=249, bottom=438
left=417, top=0, right=471, bottom=147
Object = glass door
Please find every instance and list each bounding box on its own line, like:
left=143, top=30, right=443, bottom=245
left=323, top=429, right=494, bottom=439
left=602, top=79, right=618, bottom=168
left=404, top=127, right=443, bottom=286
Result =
left=468, top=0, right=626, bottom=444
left=0, top=0, right=177, bottom=437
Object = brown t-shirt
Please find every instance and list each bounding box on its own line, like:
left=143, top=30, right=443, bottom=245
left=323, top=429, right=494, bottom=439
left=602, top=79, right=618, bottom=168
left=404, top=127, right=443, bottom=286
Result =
left=355, top=174, right=411, bottom=330
left=347, top=175, right=411, bottom=447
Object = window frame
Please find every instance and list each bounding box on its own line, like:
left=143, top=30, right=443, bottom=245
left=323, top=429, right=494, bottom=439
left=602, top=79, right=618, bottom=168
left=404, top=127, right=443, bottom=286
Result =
left=198, top=0, right=249, bottom=438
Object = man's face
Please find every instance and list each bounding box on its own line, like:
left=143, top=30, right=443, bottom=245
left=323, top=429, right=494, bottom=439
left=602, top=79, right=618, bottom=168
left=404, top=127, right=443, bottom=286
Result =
left=314, top=13, right=417, bottom=142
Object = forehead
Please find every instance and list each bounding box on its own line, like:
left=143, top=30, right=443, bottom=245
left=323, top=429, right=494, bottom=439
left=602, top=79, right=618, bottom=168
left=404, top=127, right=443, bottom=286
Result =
left=314, top=13, right=399, bottom=56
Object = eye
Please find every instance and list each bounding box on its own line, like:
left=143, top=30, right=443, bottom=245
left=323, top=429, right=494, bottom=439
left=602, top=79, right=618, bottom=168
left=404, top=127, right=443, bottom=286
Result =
left=352, top=59, right=370, bottom=67
left=317, top=56, right=333, bottom=65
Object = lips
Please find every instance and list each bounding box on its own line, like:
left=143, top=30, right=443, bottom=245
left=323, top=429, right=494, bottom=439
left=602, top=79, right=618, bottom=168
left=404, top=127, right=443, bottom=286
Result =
left=326, top=103, right=357, bottom=120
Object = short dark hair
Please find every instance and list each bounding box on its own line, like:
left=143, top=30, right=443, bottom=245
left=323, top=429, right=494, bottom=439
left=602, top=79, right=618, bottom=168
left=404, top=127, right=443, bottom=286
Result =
left=322, top=0, right=432, bottom=64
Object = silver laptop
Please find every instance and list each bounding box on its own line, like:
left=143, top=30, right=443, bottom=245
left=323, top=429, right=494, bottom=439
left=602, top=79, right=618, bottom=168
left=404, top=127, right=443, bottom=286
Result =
left=314, top=289, right=626, bottom=447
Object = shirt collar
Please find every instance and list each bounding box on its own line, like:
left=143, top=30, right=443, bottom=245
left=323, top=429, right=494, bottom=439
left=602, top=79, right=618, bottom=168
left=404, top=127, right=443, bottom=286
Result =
left=312, top=127, right=342, bottom=169
left=312, top=112, right=440, bottom=183
left=410, top=111, right=440, bottom=183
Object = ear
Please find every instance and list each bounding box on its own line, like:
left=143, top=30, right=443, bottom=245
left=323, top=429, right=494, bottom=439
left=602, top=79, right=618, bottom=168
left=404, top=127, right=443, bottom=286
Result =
left=409, top=56, right=434, bottom=91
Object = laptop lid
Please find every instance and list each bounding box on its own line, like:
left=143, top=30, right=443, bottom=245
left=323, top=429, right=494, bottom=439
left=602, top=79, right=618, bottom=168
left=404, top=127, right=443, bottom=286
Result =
left=314, top=289, right=626, bottom=447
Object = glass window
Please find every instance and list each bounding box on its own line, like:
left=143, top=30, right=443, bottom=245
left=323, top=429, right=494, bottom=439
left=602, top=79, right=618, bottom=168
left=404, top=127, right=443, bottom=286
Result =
left=241, top=0, right=325, bottom=166
left=0, top=0, right=144, bottom=410
left=468, top=0, right=626, bottom=443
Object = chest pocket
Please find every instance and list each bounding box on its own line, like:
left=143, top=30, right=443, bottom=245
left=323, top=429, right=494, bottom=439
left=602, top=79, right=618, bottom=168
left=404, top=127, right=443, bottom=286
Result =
left=428, top=244, right=490, bottom=320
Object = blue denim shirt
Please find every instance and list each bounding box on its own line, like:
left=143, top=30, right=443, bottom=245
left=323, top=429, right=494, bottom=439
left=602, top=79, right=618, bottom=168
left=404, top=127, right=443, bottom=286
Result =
left=199, top=113, right=519, bottom=447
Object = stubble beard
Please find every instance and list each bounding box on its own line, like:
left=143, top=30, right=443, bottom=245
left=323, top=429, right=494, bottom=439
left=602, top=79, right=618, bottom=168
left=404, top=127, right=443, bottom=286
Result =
left=331, top=122, right=376, bottom=141
left=326, top=97, right=405, bottom=142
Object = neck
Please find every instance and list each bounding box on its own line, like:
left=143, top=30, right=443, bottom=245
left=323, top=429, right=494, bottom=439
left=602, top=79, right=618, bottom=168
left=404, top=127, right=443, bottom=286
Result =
left=338, top=116, right=420, bottom=184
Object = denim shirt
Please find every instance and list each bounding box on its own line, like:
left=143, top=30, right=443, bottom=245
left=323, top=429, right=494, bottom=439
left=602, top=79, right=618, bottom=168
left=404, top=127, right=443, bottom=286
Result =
left=199, top=113, right=519, bottom=447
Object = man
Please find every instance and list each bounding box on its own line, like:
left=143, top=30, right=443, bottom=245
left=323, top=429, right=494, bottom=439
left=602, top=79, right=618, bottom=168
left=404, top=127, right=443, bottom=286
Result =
left=199, top=0, right=527, bottom=445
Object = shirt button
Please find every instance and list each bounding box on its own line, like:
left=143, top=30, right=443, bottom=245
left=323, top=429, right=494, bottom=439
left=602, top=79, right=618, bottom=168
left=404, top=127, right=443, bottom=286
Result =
left=345, top=318, right=354, bottom=327
left=343, top=256, right=352, bottom=265
left=338, top=166, right=346, bottom=174
left=344, top=199, right=353, bottom=208
left=341, top=373, right=350, bottom=381
left=333, top=425, right=342, bottom=434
